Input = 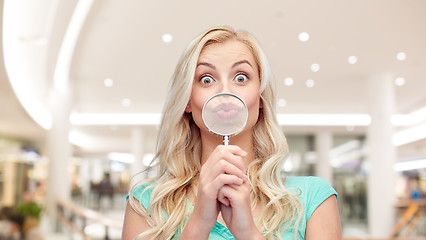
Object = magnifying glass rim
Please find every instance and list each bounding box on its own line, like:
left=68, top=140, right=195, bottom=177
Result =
left=202, top=92, right=248, bottom=137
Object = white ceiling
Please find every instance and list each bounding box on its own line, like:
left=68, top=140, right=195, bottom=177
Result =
left=1, top=0, right=426, bottom=158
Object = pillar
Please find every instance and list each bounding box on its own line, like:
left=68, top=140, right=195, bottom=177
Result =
left=367, top=73, right=396, bottom=237
left=46, top=87, right=72, bottom=231
left=315, top=131, right=334, bottom=184
left=131, top=127, right=146, bottom=184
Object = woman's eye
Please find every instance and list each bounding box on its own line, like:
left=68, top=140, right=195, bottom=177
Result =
left=234, top=73, right=248, bottom=83
left=200, top=75, right=214, bottom=85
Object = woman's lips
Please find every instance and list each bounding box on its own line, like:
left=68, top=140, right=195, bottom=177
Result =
left=214, top=103, right=240, bottom=121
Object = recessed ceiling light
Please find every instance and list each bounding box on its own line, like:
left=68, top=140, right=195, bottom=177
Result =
left=396, top=52, right=406, bottom=61
left=306, top=79, right=315, bottom=88
left=162, top=33, right=173, bottom=43
left=395, top=77, right=406, bottom=86
left=278, top=98, right=287, bottom=107
left=311, top=63, right=320, bottom=72
left=122, top=98, right=132, bottom=107
left=104, top=78, right=113, bottom=87
left=298, top=32, right=310, bottom=42
left=348, top=56, right=358, bottom=64
left=284, top=77, right=294, bottom=86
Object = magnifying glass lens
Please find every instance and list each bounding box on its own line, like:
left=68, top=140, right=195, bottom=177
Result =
left=202, top=93, right=248, bottom=145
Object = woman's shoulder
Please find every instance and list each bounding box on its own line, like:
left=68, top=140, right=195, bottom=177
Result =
left=130, top=182, right=155, bottom=209
left=284, top=176, right=338, bottom=220
left=284, top=176, right=337, bottom=198
left=284, top=176, right=331, bottom=189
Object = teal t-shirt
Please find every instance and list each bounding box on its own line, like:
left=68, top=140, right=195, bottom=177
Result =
left=132, top=176, right=337, bottom=239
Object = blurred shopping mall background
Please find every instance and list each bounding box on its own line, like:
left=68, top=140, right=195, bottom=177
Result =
left=1, top=0, right=426, bottom=239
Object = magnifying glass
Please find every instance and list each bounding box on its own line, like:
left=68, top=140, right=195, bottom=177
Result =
left=202, top=93, right=248, bottom=145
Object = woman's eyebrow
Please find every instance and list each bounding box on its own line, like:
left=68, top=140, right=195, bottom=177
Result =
left=232, top=60, right=253, bottom=69
left=197, top=62, right=216, bottom=69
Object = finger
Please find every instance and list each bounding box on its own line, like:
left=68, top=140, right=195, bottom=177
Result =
left=217, top=191, right=230, bottom=206
left=201, top=159, right=245, bottom=184
left=210, top=174, right=244, bottom=194
left=219, top=145, right=248, bottom=157
left=213, top=146, right=247, bottom=173
left=201, top=157, right=243, bottom=180
left=212, top=159, right=247, bottom=181
left=218, top=184, right=240, bottom=206
left=218, top=185, right=240, bottom=207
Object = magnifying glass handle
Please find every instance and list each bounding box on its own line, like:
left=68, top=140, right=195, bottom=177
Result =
left=223, top=135, right=230, bottom=145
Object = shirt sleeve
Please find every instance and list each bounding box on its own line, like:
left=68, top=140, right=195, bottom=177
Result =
left=303, top=176, right=338, bottom=220
left=130, top=183, right=154, bottom=210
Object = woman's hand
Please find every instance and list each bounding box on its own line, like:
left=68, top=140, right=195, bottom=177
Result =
left=182, top=145, right=248, bottom=238
left=219, top=181, right=265, bottom=240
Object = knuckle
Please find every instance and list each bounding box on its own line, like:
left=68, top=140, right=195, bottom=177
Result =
left=218, top=159, right=227, bottom=168
left=217, top=174, right=226, bottom=183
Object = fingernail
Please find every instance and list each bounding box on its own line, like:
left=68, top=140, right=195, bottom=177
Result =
left=242, top=151, right=248, bottom=156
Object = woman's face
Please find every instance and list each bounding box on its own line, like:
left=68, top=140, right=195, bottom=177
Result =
left=186, top=39, right=261, bottom=137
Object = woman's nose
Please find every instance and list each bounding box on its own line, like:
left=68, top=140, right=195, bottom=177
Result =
left=218, top=80, right=231, bottom=93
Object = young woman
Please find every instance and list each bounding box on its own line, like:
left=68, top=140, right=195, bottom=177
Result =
left=122, top=26, right=341, bottom=240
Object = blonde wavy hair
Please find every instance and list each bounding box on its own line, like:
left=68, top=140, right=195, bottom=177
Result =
left=130, top=26, right=303, bottom=239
